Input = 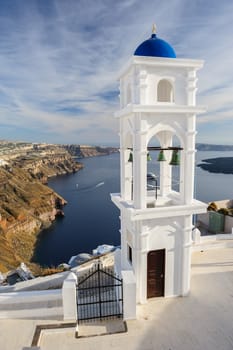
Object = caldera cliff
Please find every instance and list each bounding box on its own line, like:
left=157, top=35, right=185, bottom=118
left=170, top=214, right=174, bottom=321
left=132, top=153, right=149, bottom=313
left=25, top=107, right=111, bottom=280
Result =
left=0, top=143, right=83, bottom=273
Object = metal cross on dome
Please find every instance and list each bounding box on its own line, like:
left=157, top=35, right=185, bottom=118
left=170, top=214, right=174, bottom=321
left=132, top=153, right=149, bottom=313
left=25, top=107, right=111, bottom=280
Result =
left=152, top=23, right=157, bottom=34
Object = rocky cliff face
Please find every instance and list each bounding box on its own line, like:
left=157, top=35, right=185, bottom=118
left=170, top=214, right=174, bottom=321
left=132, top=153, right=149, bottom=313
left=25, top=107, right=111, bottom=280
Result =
left=0, top=146, right=82, bottom=273
left=64, top=144, right=119, bottom=158
left=12, top=147, right=83, bottom=181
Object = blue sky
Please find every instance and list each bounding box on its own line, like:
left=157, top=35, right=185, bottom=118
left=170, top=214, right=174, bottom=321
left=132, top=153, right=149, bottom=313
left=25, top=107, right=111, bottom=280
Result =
left=0, top=0, right=232, bottom=145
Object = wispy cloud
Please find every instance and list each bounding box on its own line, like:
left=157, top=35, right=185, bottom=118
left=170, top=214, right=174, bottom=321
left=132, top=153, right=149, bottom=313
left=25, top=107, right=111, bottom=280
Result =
left=0, top=0, right=232, bottom=144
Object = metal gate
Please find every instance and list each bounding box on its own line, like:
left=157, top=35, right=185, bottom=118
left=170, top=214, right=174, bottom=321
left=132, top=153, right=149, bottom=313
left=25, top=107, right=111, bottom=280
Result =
left=77, top=262, right=123, bottom=323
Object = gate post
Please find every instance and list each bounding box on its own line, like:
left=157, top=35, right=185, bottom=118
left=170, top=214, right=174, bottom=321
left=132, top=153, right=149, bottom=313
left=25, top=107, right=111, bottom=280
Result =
left=122, top=270, right=136, bottom=320
left=62, top=272, right=77, bottom=322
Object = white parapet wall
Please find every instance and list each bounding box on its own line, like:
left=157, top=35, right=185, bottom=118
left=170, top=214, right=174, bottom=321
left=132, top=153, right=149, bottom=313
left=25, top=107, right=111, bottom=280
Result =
left=0, top=270, right=70, bottom=293
left=0, top=254, right=118, bottom=322
left=197, top=213, right=209, bottom=227
left=225, top=215, right=233, bottom=233
left=192, top=232, right=233, bottom=252
left=122, top=270, right=136, bottom=320
left=0, top=289, right=63, bottom=319
left=0, top=272, right=79, bottom=320
left=114, top=248, right=122, bottom=277
left=62, top=272, right=77, bottom=322
left=115, top=249, right=137, bottom=320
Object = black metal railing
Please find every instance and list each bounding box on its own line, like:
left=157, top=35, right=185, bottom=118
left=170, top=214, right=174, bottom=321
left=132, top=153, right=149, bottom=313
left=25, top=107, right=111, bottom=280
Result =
left=77, top=262, right=123, bottom=323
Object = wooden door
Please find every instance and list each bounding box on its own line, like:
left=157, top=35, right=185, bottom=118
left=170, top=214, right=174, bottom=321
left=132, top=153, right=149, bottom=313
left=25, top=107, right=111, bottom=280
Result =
left=147, top=249, right=165, bottom=298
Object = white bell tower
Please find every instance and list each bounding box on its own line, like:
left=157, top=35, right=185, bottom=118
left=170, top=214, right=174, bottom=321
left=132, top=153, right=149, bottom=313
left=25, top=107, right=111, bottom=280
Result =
left=111, top=27, right=207, bottom=304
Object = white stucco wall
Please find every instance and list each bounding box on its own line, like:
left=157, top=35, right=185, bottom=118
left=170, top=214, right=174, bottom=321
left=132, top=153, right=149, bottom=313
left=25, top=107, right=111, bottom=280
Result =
left=120, top=214, right=193, bottom=303
left=113, top=54, right=206, bottom=314
left=0, top=289, right=62, bottom=319
left=197, top=212, right=209, bottom=227
left=62, top=272, right=77, bottom=322
left=122, top=270, right=136, bottom=320
left=224, top=216, right=233, bottom=233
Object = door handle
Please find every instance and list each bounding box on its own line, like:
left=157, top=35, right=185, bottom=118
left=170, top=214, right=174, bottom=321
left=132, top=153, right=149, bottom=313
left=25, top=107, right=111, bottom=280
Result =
left=160, top=274, right=164, bottom=278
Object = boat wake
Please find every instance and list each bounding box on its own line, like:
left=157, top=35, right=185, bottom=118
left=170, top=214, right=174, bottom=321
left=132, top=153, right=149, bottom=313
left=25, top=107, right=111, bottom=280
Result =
left=76, top=181, right=105, bottom=192
left=95, top=182, right=104, bottom=188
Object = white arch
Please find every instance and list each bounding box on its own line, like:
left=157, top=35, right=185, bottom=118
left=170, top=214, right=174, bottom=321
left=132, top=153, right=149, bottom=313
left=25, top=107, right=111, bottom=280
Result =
left=146, top=122, right=185, bottom=148
left=157, top=79, right=174, bottom=102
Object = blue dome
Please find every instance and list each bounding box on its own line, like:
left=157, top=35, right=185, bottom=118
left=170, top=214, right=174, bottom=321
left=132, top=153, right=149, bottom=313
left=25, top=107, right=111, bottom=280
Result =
left=134, top=33, right=176, bottom=58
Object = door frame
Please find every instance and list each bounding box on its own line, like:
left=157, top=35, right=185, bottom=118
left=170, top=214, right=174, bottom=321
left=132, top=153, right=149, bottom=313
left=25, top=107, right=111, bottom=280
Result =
left=147, top=249, right=165, bottom=298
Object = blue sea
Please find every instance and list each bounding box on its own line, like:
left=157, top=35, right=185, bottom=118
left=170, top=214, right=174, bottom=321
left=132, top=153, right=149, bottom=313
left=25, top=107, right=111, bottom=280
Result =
left=32, top=151, right=233, bottom=267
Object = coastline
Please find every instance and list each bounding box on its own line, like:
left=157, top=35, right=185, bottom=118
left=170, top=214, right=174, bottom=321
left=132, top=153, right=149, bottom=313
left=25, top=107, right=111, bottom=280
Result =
left=1, top=149, right=231, bottom=277
left=31, top=151, right=121, bottom=269
left=0, top=150, right=82, bottom=275
left=0, top=146, right=119, bottom=277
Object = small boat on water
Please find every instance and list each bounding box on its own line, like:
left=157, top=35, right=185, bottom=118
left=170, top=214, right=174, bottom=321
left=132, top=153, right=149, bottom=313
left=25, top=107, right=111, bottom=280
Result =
left=147, top=172, right=157, bottom=180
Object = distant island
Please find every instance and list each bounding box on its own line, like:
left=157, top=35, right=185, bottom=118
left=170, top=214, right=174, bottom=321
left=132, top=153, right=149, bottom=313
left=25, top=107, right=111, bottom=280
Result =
left=196, top=143, right=233, bottom=151
left=197, top=157, right=233, bottom=174
left=196, top=143, right=233, bottom=174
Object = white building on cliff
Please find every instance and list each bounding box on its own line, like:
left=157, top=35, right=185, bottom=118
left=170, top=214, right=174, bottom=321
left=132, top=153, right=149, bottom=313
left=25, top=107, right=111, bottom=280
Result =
left=111, top=25, right=207, bottom=305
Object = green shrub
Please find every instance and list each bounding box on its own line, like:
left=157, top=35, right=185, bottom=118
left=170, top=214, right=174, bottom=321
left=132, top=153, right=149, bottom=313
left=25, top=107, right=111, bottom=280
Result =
left=218, top=208, right=230, bottom=216
left=207, top=202, right=218, bottom=211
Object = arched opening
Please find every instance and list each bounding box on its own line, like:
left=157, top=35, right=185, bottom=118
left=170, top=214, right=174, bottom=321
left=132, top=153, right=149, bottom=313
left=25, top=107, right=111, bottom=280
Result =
left=157, top=79, right=174, bottom=102
left=146, top=136, right=161, bottom=205
left=170, top=135, right=181, bottom=192
left=146, top=131, right=182, bottom=207
left=122, top=131, right=133, bottom=201
left=124, top=126, right=184, bottom=209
